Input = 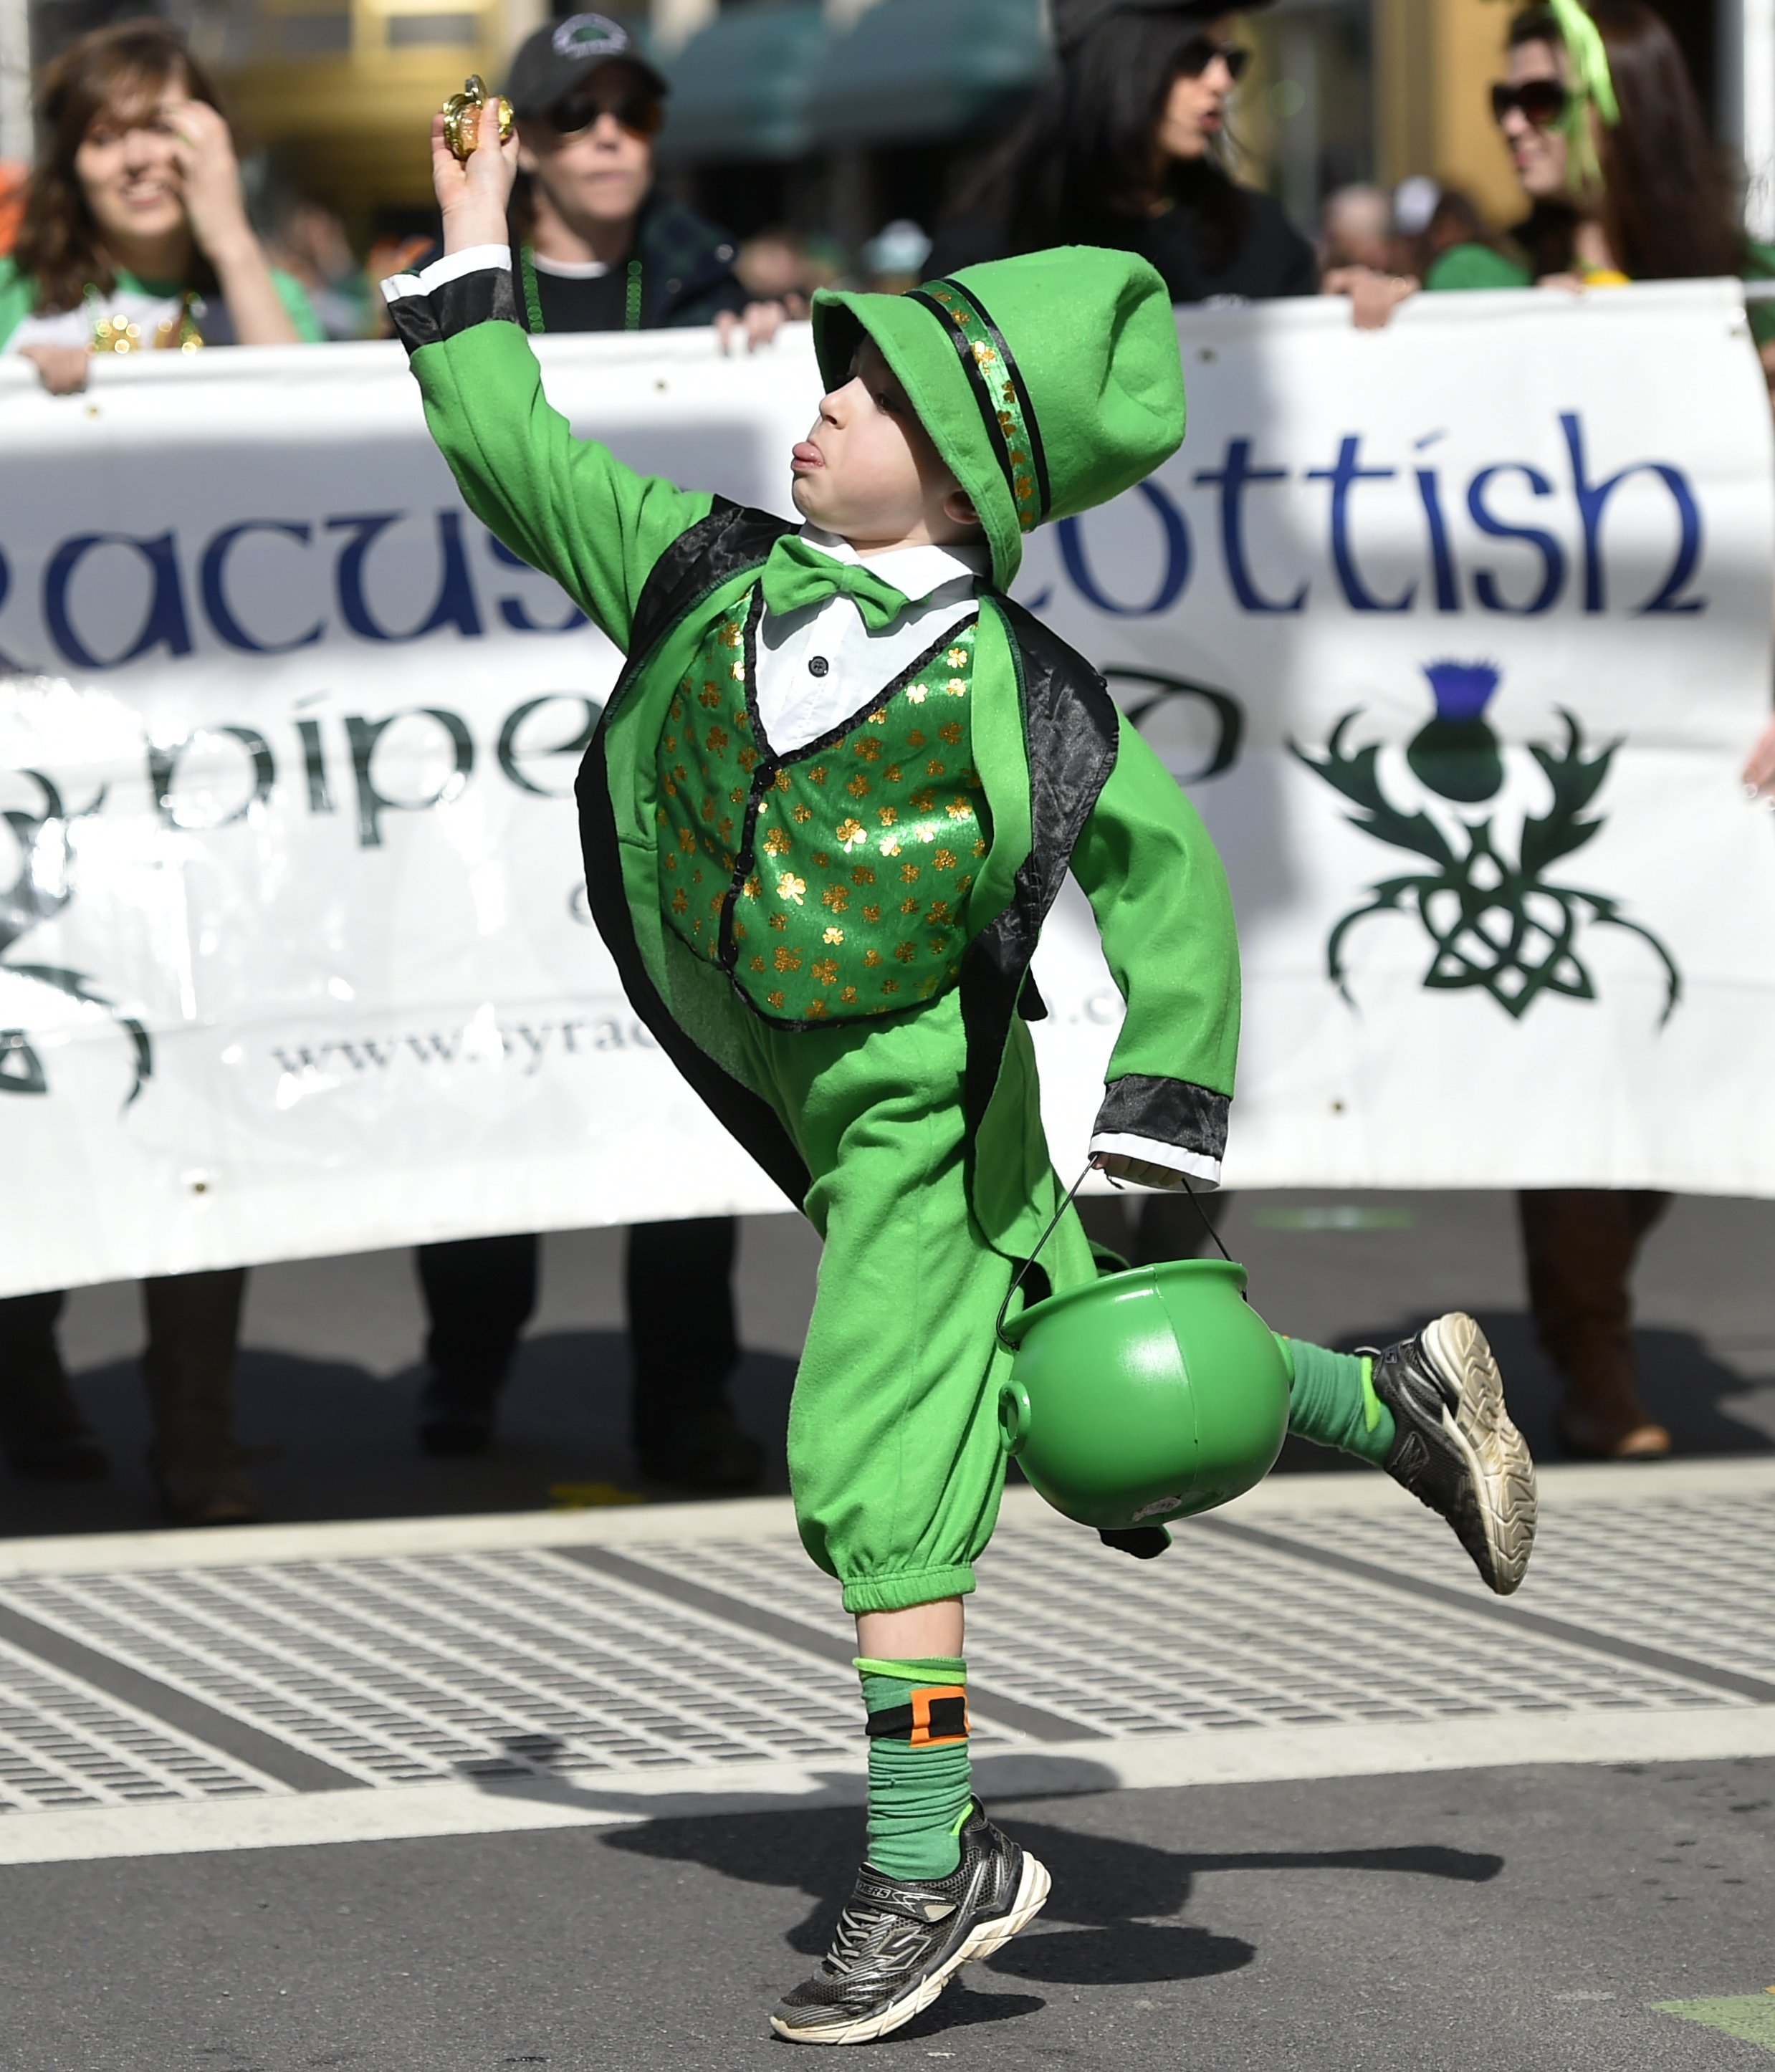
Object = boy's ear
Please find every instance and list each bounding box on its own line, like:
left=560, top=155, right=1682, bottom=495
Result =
left=942, top=486, right=980, bottom=530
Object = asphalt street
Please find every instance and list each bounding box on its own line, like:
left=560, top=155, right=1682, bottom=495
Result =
left=2, top=1192, right=1774, bottom=2070
left=4, top=1759, right=1772, bottom=2070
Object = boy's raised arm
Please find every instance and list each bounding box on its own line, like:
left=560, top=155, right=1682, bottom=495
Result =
left=1070, top=714, right=1243, bottom=1189
left=381, top=112, right=712, bottom=652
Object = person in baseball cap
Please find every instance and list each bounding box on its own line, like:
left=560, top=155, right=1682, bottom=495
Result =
left=503, top=9, right=669, bottom=120
left=929, top=0, right=1314, bottom=307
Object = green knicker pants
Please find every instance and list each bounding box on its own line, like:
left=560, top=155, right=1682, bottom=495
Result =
left=735, top=989, right=1096, bottom=1616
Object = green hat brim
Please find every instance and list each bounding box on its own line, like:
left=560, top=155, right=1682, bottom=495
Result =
left=811, top=287, right=1023, bottom=591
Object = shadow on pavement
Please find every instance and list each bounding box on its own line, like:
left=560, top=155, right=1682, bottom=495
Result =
left=597, top=1800, right=1503, bottom=1991
left=0, top=1330, right=797, bottom=1536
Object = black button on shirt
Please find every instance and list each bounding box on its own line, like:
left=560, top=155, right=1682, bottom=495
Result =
left=808, top=656, right=830, bottom=678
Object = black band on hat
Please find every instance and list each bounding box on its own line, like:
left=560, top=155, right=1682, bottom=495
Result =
left=863, top=1686, right=970, bottom=1746
left=909, top=279, right=1051, bottom=531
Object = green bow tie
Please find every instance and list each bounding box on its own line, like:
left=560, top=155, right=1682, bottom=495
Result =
left=760, top=534, right=912, bottom=632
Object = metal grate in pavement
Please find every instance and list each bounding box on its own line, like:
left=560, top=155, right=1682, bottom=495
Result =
left=0, top=1550, right=889, bottom=1790
left=623, top=1517, right=1749, bottom=1737
left=1286, top=1496, right=1775, bottom=1687
left=0, top=1635, right=277, bottom=1811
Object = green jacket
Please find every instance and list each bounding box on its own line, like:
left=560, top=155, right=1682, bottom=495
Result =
left=1425, top=236, right=1775, bottom=347
left=389, top=259, right=1240, bottom=1244
left=0, top=256, right=325, bottom=350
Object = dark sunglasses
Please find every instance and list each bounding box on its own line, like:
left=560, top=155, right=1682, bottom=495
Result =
left=1490, top=78, right=1568, bottom=128
left=545, top=85, right=664, bottom=141
left=1178, top=36, right=1250, bottom=82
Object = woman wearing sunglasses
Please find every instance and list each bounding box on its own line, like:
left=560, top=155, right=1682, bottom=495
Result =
left=930, top=0, right=1314, bottom=306
left=1344, top=1, right=1775, bottom=1463
left=1429, top=1, right=1775, bottom=317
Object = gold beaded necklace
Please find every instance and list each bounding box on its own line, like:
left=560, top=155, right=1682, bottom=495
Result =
left=85, top=283, right=204, bottom=355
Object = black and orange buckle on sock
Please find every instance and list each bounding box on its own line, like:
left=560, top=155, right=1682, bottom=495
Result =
left=864, top=1684, right=970, bottom=1747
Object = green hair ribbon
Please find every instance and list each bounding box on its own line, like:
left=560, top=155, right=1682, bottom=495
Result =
left=1544, top=0, right=1620, bottom=192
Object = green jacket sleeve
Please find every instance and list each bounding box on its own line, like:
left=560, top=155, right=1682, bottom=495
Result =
left=1424, top=243, right=1533, bottom=292
left=385, top=254, right=714, bottom=651
left=1069, top=714, right=1241, bottom=1182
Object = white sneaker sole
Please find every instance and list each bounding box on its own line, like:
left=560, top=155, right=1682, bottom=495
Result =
left=1421, top=1312, right=1538, bottom=1596
left=769, top=1849, right=1053, bottom=2046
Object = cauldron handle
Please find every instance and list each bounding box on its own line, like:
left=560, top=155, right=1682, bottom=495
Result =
left=994, top=1164, right=1238, bottom=1349
left=995, top=1164, right=1093, bottom=1349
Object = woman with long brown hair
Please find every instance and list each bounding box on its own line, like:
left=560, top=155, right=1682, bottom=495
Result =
left=0, top=19, right=320, bottom=395
left=1343, top=0, right=1774, bottom=1462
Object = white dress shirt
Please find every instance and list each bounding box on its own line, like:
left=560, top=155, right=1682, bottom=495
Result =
left=752, top=527, right=986, bottom=755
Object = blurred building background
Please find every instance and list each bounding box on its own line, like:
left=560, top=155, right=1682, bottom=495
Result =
left=0, top=0, right=1770, bottom=266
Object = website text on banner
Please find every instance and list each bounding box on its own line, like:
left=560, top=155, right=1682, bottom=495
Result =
left=1, top=284, right=1771, bottom=1298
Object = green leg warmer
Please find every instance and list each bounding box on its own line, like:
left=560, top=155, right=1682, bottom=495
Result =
left=856, top=1656, right=971, bottom=1881
left=1283, top=1340, right=1396, bottom=1466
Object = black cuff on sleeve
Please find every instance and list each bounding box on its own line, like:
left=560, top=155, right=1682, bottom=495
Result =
left=1092, top=1075, right=1230, bottom=1159
left=386, top=265, right=521, bottom=357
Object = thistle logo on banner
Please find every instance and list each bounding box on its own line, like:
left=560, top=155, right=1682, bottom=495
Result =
left=1291, top=661, right=1681, bottom=1024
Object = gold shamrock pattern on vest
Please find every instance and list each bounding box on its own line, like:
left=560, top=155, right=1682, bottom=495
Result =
left=656, top=595, right=988, bottom=1025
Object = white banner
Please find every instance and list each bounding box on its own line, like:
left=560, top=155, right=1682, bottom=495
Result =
left=2, top=282, right=1773, bottom=1297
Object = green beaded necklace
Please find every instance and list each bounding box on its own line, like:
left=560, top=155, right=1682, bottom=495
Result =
left=520, top=244, right=643, bottom=333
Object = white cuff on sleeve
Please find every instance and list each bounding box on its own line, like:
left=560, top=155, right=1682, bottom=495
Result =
left=381, top=243, right=512, bottom=305
left=1089, top=1132, right=1223, bottom=1190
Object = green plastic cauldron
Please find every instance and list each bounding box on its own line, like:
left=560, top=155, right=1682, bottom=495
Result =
left=997, top=1259, right=1293, bottom=1531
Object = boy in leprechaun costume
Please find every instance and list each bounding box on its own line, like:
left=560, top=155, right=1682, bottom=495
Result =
left=388, top=109, right=1536, bottom=2045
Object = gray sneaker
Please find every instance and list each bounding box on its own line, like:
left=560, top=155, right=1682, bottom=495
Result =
left=1369, top=1313, right=1536, bottom=1596
left=770, top=1800, right=1050, bottom=2045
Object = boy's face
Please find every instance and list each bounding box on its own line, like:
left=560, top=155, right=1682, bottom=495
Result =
left=790, top=338, right=977, bottom=554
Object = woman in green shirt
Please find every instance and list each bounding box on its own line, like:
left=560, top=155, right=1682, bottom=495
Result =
left=1, top=19, right=321, bottom=397
left=1432, top=2, right=1775, bottom=342
left=1339, top=1, right=1775, bottom=1464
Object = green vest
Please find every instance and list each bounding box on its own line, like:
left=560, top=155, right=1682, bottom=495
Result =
left=656, top=589, right=989, bottom=1027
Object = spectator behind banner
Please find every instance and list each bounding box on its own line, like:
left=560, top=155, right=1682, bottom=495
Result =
left=0, top=19, right=321, bottom=395
left=735, top=223, right=843, bottom=315
left=453, top=10, right=783, bottom=352
left=1319, top=183, right=1393, bottom=275
left=1333, top=0, right=1775, bottom=1459
left=929, top=0, right=1314, bottom=304
left=0, top=19, right=327, bottom=1529
left=401, top=11, right=777, bottom=1490
left=262, top=188, right=375, bottom=340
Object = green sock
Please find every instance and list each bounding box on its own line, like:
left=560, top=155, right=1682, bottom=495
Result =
left=855, top=1655, right=971, bottom=1882
left=1283, top=1339, right=1396, bottom=1465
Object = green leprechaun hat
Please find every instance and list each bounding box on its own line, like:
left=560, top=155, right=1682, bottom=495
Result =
left=811, top=246, right=1187, bottom=590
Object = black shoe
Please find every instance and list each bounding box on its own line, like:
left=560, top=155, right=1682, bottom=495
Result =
left=416, top=1372, right=501, bottom=1457
left=1369, top=1313, right=1536, bottom=1596
left=636, top=1405, right=763, bottom=1492
left=770, top=1801, right=1050, bottom=2045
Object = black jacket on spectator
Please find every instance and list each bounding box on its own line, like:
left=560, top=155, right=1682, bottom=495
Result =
left=931, top=163, right=1316, bottom=305
left=416, top=192, right=747, bottom=333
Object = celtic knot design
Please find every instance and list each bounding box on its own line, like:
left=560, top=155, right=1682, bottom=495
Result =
left=1291, top=663, right=1680, bottom=1025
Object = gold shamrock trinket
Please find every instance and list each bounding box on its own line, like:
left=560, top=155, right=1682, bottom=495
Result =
left=441, top=75, right=513, bottom=163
